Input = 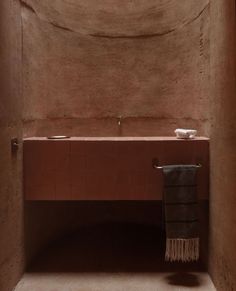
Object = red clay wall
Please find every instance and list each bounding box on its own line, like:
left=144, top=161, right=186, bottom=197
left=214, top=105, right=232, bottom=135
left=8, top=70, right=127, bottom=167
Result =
left=209, top=0, right=236, bottom=289
left=0, top=0, right=24, bottom=290
left=21, top=0, right=210, bottom=137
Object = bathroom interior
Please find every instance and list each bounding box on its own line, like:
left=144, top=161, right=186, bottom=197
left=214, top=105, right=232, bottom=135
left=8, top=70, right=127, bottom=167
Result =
left=0, top=0, right=235, bottom=290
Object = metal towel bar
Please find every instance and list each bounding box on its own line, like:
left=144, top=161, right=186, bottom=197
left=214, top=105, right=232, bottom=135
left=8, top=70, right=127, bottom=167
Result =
left=153, top=160, right=202, bottom=170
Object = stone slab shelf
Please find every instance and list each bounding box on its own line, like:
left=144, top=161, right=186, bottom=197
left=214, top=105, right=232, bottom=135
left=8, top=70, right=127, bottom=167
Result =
left=23, top=137, right=209, bottom=201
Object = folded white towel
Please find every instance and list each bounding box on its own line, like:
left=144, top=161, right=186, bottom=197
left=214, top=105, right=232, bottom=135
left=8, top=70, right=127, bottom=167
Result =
left=175, top=129, right=197, bottom=139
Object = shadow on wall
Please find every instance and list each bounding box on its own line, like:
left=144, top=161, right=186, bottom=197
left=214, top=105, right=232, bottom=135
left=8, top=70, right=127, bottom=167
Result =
left=24, top=203, right=207, bottom=290
left=24, top=201, right=163, bottom=267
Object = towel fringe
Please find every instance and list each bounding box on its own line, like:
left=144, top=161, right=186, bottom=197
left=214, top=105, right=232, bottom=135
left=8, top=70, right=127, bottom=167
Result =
left=165, top=238, right=199, bottom=262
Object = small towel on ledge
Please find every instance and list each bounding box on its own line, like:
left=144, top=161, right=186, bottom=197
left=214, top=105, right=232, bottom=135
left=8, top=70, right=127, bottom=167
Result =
left=162, top=165, right=199, bottom=262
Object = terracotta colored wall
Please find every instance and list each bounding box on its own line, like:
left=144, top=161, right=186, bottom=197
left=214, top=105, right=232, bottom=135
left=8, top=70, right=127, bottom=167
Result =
left=0, top=0, right=24, bottom=290
left=21, top=0, right=210, bottom=137
left=209, top=0, right=236, bottom=290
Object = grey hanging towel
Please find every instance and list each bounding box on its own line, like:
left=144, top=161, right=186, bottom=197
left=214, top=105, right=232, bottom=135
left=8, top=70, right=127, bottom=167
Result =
left=162, top=165, right=199, bottom=262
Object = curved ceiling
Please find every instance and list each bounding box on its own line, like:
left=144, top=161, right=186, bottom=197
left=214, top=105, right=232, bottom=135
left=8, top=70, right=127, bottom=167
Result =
left=22, top=0, right=209, bottom=37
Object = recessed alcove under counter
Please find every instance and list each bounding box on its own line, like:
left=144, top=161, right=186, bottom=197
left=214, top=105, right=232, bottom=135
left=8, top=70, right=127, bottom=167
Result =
left=23, top=136, right=209, bottom=201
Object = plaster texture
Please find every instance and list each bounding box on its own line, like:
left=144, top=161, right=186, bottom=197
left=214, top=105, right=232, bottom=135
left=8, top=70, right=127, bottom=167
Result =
left=21, top=0, right=210, bottom=137
left=209, top=0, right=236, bottom=290
left=0, top=0, right=24, bottom=290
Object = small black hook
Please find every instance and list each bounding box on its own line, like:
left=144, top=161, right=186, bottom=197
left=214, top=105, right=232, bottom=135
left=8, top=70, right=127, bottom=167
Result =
left=11, top=138, right=19, bottom=153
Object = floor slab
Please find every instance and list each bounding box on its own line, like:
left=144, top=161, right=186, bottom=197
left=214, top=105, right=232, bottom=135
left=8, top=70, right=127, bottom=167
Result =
left=16, top=272, right=215, bottom=291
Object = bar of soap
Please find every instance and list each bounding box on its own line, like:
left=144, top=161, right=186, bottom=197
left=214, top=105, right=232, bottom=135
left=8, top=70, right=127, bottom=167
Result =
left=174, top=129, right=197, bottom=139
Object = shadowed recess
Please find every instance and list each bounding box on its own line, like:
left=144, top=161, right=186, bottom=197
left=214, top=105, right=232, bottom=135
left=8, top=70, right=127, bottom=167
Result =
left=27, top=222, right=204, bottom=274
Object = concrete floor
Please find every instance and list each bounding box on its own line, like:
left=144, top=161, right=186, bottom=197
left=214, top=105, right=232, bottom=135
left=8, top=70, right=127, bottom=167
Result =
left=16, top=223, right=216, bottom=291
left=16, top=272, right=215, bottom=291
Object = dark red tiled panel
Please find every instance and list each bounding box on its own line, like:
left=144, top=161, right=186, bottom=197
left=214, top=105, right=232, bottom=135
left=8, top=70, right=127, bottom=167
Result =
left=23, top=140, right=70, bottom=200
left=23, top=137, right=209, bottom=200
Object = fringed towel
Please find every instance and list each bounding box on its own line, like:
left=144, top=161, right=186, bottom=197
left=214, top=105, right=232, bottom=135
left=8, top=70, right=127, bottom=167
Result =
left=162, top=165, right=199, bottom=262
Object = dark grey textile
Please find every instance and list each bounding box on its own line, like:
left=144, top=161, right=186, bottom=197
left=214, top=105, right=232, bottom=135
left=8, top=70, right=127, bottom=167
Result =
left=163, top=165, right=199, bottom=239
left=163, top=165, right=197, bottom=186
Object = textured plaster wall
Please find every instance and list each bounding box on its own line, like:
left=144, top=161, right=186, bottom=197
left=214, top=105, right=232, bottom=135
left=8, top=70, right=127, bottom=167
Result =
left=0, top=0, right=24, bottom=290
left=21, top=0, right=210, bottom=137
left=209, top=0, right=236, bottom=290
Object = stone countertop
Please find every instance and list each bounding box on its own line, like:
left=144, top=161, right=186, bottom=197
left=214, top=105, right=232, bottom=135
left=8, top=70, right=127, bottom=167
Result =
left=24, top=136, right=209, bottom=141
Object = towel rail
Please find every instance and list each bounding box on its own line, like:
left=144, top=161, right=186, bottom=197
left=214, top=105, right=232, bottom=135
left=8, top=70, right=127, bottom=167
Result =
left=153, top=161, right=202, bottom=170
